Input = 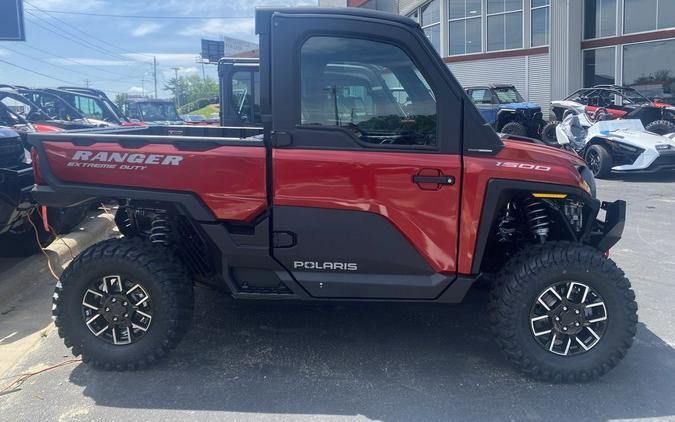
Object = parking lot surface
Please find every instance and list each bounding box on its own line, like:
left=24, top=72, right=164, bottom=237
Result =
left=1, top=173, right=674, bottom=422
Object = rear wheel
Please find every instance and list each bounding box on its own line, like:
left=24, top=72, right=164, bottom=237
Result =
left=585, top=144, right=613, bottom=178
left=53, top=238, right=194, bottom=370
left=0, top=212, right=54, bottom=256
left=489, top=242, right=637, bottom=382
left=540, top=121, right=560, bottom=146
left=645, top=119, right=675, bottom=135
left=500, top=121, right=528, bottom=137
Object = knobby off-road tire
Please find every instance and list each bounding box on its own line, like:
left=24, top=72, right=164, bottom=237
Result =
left=540, top=121, right=560, bottom=146
left=645, top=119, right=675, bottom=135
left=489, top=242, right=637, bottom=382
left=500, top=121, right=528, bottom=137
left=0, top=212, right=54, bottom=257
left=53, top=238, right=194, bottom=371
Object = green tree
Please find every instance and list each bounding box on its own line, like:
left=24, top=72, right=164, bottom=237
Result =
left=114, top=93, right=128, bottom=110
left=164, top=75, right=218, bottom=107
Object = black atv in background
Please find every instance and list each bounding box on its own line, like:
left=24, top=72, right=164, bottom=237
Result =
left=0, top=127, right=88, bottom=256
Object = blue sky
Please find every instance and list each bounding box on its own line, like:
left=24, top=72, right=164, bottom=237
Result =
left=0, top=0, right=315, bottom=98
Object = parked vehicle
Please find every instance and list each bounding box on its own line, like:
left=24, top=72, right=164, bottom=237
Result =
left=31, top=7, right=636, bottom=382
left=552, top=104, right=675, bottom=177
left=0, top=127, right=88, bottom=255
left=547, top=85, right=675, bottom=138
left=218, top=57, right=262, bottom=126
left=56, top=87, right=142, bottom=127
left=0, top=86, right=100, bottom=130
left=465, top=84, right=545, bottom=138
left=121, top=98, right=183, bottom=125
left=181, top=114, right=209, bottom=125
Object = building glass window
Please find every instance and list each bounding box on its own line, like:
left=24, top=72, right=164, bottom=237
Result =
left=448, top=0, right=482, bottom=55
left=583, top=47, right=616, bottom=87
left=623, top=39, right=675, bottom=103
left=487, top=0, right=523, bottom=52
left=584, top=0, right=616, bottom=39
left=531, top=0, right=549, bottom=47
left=421, top=0, right=441, bottom=53
left=624, top=0, right=675, bottom=34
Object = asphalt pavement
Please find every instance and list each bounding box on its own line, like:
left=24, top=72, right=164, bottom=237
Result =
left=0, top=173, right=674, bottom=422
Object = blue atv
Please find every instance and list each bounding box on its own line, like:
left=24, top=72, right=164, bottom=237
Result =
left=465, top=84, right=545, bottom=138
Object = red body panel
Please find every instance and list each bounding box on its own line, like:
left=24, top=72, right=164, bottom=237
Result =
left=33, top=124, right=64, bottom=133
left=273, top=149, right=461, bottom=273
left=585, top=105, right=627, bottom=119
left=457, top=140, right=587, bottom=274
left=41, top=141, right=267, bottom=221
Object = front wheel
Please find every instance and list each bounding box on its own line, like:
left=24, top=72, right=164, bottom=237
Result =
left=540, top=121, right=560, bottom=146
left=489, top=242, right=637, bottom=382
left=53, top=238, right=194, bottom=370
left=500, top=121, right=528, bottom=137
left=585, top=144, right=613, bottom=178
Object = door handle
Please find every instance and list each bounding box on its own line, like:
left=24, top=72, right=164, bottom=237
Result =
left=412, top=175, right=455, bottom=185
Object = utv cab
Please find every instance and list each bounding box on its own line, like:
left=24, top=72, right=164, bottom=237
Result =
left=465, top=84, right=545, bottom=138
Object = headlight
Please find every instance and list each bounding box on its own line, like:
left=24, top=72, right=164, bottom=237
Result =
left=656, top=144, right=673, bottom=151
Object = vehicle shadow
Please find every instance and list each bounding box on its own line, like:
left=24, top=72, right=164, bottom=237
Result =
left=606, top=171, right=675, bottom=183
left=68, top=286, right=675, bottom=421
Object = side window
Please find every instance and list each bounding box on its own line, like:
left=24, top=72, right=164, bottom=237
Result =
left=469, top=89, right=493, bottom=105
left=72, top=95, right=103, bottom=119
left=232, top=71, right=254, bottom=123
left=300, top=36, right=437, bottom=147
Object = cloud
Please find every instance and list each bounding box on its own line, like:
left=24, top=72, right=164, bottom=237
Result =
left=0, top=49, right=9, bottom=56
left=178, top=19, right=255, bottom=38
left=125, top=53, right=200, bottom=67
left=28, top=0, right=107, bottom=12
left=161, top=67, right=199, bottom=79
left=49, top=58, right=134, bottom=66
left=132, top=22, right=163, bottom=37
left=128, top=86, right=144, bottom=94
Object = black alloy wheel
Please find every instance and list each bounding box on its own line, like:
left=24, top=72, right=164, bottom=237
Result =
left=81, top=275, right=153, bottom=346
left=529, top=281, right=608, bottom=356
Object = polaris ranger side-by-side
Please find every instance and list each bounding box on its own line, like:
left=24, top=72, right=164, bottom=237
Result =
left=29, top=8, right=636, bottom=382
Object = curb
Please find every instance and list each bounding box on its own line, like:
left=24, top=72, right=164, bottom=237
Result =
left=0, top=210, right=116, bottom=378
left=0, top=211, right=116, bottom=307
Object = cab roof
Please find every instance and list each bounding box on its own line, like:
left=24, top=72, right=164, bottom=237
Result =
left=255, top=7, right=418, bottom=34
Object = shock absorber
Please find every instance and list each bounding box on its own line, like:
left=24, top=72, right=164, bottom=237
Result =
left=523, top=198, right=550, bottom=243
left=149, top=210, right=171, bottom=245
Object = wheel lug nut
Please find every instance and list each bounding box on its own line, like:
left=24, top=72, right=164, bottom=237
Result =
left=112, top=298, right=116, bottom=303
left=575, top=309, right=580, bottom=315
left=105, top=307, right=110, bottom=312
left=113, top=317, right=118, bottom=322
left=124, top=313, right=128, bottom=318
left=123, top=302, right=128, bottom=306
left=563, top=306, right=568, bottom=311
left=575, top=322, right=580, bottom=327
left=555, top=316, right=560, bottom=321
left=563, top=326, right=568, bottom=331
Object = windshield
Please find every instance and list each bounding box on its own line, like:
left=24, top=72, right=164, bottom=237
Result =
left=619, top=89, right=651, bottom=104
left=138, top=102, right=180, bottom=121
left=0, top=102, right=27, bottom=126
left=494, top=86, right=524, bottom=104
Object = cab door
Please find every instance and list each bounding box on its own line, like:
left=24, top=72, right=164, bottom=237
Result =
left=266, top=13, right=463, bottom=299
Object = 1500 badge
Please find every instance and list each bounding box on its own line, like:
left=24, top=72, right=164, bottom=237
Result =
left=496, top=161, right=551, bottom=171
left=66, top=151, right=184, bottom=171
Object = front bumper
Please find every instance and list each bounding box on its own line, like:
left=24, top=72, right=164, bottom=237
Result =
left=613, top=148, right=675, bottom=173
left=588, top=200, right=626, bottom=252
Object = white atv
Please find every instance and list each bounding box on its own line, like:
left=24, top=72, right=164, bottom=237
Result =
left=554, top=104, right=675, bottom=178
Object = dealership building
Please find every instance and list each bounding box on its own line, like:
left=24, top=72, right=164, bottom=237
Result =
left=323, top=0, right=675, bottom=118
